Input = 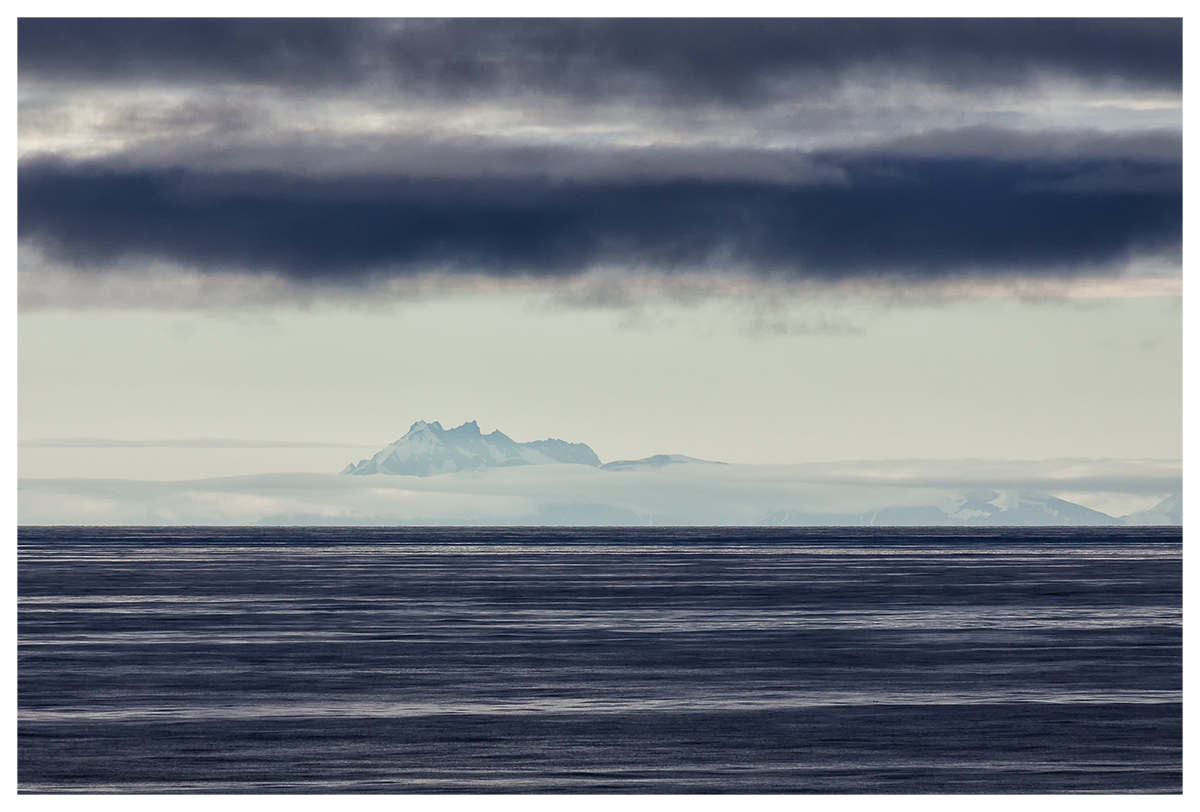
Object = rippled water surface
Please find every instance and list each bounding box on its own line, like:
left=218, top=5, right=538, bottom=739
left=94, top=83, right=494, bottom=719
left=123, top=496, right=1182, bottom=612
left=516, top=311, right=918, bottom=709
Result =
left=18, top=526, right=1182, bottom=793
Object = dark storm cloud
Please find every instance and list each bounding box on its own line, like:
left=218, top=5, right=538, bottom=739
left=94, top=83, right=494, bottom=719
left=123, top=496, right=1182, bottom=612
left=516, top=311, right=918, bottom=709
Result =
left=19, top=19, right=1181, bottom=289
left=19, top=155, right=1181, bottom=282
left=855, top=126, right=1182, bottom=163
left=18, top=18, right=1183, bottom=99
left=18, top=18, right=371, bottom=87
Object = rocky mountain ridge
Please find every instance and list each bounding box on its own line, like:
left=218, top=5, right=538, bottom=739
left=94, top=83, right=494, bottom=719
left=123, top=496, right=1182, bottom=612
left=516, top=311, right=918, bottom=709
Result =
left=342, top=420, right=723, bottom=477
left=341, top=420, right=602, bottom=476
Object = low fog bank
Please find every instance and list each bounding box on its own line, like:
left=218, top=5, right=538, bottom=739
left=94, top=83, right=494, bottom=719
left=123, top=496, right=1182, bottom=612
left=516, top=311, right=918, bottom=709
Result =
left=17, top=459, right=1181, bottom=527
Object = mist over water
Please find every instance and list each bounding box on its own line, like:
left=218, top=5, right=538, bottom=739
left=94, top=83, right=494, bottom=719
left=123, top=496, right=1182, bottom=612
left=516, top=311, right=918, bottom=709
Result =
left=18, top=526, right=1181, bottom=793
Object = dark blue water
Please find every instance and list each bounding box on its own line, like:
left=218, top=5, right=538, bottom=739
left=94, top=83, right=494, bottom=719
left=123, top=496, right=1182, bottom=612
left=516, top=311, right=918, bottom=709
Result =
left=18, top=526, right=1182, bottom=793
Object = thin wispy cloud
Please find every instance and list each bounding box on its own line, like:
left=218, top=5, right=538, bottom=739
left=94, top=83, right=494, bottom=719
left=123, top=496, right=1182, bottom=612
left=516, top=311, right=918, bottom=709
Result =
left=21, top=437, right=373, bottom=449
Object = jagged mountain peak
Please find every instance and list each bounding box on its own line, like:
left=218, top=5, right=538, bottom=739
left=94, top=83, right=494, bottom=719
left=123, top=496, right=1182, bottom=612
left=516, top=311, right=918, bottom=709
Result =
left=343, top=420, right=601, bottom=476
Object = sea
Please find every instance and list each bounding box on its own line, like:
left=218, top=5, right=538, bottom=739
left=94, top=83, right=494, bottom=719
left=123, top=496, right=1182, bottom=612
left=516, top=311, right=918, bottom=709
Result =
left=17, top=526, right=1182, bottom=794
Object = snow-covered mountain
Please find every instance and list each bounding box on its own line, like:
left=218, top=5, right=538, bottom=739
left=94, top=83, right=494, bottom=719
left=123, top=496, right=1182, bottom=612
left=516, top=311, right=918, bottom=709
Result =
left=1121, top=493, right=1182, bottom=526
left=600, top=454, right=726, bottom=472
left=763, top=490, right=1122, bottom=526
left=342, top=420, right=602, bottom=476
left=944, top=491, right=1118, bottom=525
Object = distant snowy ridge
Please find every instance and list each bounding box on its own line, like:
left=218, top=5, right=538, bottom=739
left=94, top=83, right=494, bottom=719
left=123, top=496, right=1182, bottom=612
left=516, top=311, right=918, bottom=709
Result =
left=1120, top=493, right=1182, bottom=526
left=946, top=490, right=1117, bottom=525
left=600, top=454, right=727, bottom=472
left=761, top=490, right=1173, bottom=527
left=342, top=420, right=602, bottom=476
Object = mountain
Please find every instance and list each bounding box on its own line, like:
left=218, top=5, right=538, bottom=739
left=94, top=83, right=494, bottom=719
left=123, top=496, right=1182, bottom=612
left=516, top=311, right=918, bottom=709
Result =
left=1121, top=493, right=1182, bottom=526
left=599, top=454, right=727, bottom=472
left=762, top=491, right=1120, bottom=527
left=945, top=491, right=1118, bottom=525
left=341, top=420, right=602, bottom=476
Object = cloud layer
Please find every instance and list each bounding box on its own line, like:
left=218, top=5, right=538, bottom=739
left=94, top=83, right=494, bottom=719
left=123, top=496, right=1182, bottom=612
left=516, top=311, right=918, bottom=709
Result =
left=17, top=458, right=1182, bottom=527
left=18, top=18, right=1182, bottom=306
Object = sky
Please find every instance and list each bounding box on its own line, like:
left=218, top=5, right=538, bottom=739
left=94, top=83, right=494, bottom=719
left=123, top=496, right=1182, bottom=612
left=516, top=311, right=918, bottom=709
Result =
left=16, top=15, right=1183, bottom=481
